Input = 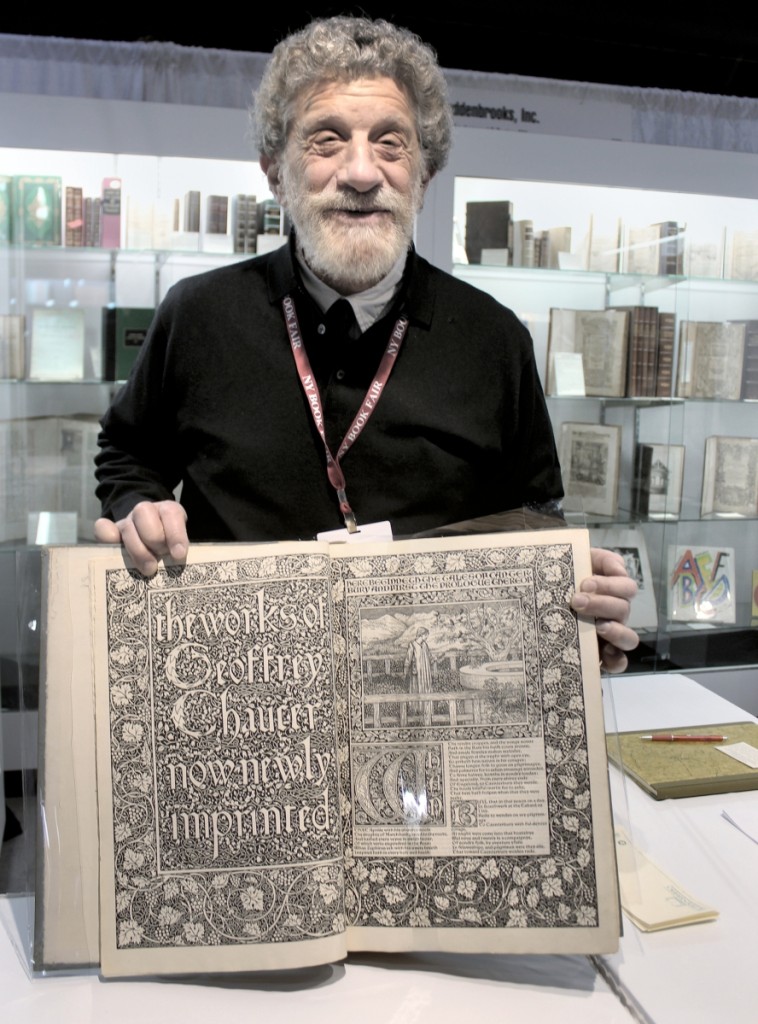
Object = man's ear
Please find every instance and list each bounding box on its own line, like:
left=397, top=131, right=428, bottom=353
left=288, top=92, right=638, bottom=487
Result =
left=260, top=155, right=285, bottom=204
left=416, top=171, right=434, bottom=213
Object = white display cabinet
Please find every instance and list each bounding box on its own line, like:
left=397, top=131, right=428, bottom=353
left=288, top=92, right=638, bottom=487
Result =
left=1, top=98, right=279, bottom=871
left=443, top=163, right=757, bottom=677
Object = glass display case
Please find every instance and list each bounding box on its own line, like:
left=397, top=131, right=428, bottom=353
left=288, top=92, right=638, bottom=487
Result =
left=453, top=176, right=757, bottom=674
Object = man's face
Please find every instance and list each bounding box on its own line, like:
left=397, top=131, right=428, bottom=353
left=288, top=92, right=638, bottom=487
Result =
left=265, top=77, right=427, bottom=294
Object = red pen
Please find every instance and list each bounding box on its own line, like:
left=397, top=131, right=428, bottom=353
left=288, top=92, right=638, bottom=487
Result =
left=638, top=734, right=728, bottom=742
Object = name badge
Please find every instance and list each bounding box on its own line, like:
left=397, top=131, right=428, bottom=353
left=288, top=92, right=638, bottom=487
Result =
left=317, top=520, right=394, bottom=544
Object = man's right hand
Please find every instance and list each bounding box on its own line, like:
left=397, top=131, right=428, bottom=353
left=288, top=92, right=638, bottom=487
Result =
left=94, top=500, right=189, bottom=577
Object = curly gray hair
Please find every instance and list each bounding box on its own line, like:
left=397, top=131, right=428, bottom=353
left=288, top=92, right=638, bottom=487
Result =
left=252, top=16, right=452, bottom=179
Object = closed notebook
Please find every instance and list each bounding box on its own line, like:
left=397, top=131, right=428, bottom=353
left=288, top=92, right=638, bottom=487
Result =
left=607, top=723, right=758, bottom=799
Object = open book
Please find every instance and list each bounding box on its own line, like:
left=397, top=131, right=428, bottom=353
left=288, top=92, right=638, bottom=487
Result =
left=36, top=530, right=619, bottom=976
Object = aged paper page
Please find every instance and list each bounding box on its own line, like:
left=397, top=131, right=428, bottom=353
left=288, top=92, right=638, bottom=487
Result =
left=92, top=543, right=347, bottom=976
left=36, top=547, right=103, bottom=968
left=332, top=530, right=619, bottom=955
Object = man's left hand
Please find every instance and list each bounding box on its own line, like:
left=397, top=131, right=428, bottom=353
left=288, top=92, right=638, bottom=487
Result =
left=571, top=548, right=639, bottom=674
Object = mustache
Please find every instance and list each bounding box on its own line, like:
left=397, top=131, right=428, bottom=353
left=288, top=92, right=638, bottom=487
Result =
left=314, top=189, right=406, bottom=215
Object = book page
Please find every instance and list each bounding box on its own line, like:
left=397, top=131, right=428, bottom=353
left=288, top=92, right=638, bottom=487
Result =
left=42, top=531, right=619, bottom=976
left=92, top=543, right=347, bottom=976
left=331, top=530, right=619, bottom=955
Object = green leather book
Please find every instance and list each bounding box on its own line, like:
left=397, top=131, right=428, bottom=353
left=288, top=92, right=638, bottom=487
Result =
left=607, top=722, right=758, bottom=799
left=13, top=175, right=62, bottom=245
left=102, top=307, right=154, bottom=381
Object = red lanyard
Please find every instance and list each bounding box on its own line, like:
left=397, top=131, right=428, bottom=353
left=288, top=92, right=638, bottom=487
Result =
left=282, top=295, right=409, bottom=533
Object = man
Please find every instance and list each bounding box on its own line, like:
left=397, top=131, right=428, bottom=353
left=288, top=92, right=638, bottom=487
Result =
left=95, top=16, right=637, bottom=671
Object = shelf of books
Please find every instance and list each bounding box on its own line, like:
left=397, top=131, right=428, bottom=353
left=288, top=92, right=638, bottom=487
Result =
left=455, top=177, right=758, bottom=672
left=0, top=147, right=287, bottom=546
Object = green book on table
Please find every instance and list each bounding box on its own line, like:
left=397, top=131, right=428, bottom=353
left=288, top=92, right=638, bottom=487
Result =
left=607, top=722, right=758, bottom=799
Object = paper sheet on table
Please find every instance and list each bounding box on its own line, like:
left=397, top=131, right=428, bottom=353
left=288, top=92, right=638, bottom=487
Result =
left=615, top=827, right=718, bottom=932
left=722, top=807, right=758, bottom=845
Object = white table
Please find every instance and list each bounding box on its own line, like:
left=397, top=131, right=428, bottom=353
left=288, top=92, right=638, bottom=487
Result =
left=1, top=895, right=632, bottom=1024
left=4, top=671, right=757, bottom=1023
left=601, top=673, right=758, bottom=1024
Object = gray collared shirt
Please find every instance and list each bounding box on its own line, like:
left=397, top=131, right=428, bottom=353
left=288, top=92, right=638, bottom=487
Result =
left=295, top=248, right=408, bottom=335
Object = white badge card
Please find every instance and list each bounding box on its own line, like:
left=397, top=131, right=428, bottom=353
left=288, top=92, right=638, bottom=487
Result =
left=317, top=520, right=394, bottom=544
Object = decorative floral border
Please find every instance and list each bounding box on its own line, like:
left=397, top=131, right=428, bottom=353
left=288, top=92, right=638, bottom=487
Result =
left=105, top=554, right=343, bottom=950
left=330, top=542, right=600, bottom=931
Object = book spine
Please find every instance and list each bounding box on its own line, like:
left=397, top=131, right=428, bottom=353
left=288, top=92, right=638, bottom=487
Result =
left=206, top=195, right=229, bottom=235
left=623, top=307, right=644, bottom=397
left=232, top=194, right=257, bottom=253
left=65, top=186, right=84, bottom=247
left=741, top=321, right=758, bottom=400
left=184, top=190, right=201, bottom=233
left=655, top=313, right=676, bottom=397
left=101, top=178, right=122, bottom=248
left=642, top=306, right=659, bottom=396
left=83, top=197, right=102, bottom=247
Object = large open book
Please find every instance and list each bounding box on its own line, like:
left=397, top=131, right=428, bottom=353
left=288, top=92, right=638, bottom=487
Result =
left=36, top=530, right=619, bottom=976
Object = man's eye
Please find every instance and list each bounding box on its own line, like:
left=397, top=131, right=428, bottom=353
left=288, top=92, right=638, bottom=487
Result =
left=376, top=135, right=407, bottom=155
left=312, top=131, right=341, bottom=146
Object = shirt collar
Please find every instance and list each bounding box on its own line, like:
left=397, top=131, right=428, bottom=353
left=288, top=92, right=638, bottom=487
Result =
left=295, top=245, right=408, bottom=335
left=265, top=235, right=435, bottom=332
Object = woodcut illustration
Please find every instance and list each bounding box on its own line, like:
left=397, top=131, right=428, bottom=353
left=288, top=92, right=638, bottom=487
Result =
left=559, top=423, right=621, bottom=516
left=38, top=531, right=619, bottom=976
left=701, top=436, right=758, bottom=517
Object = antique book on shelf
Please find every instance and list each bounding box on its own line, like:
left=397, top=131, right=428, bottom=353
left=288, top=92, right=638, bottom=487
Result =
left=101, top=307, right=154, bottom=381
left=558, top=422, right=621, bottom=517
left=739, top=321, right=758, bottom=400
left=607, top=723, right=758, bottom=799
left=676, top=320, right=746, bottom=400
left=232, top=194, right=257, bottom=253
left=623, top=223, right=683, bottom=276
left=35, top=532, right=619, bottom=975
left=84, top=196, right=102, bottom=247
left=100, top=178, right=122, bottom=248
left=655, top=312, right=676, bottom=398
left=586, top=215, right=620, bottom=273
left=728, top=230, right=758, bottom=282
left=546, top=309, right=628, bottom=397
left=512, top=219, right=534, bottom=267
left=12, top=175, right=62, bottom=245
left=701, top=436, right=758, bottom=518
left=183, top=190, right=201, bottom=232
left=464, top=201, right=512, bottom=265
left=538, top=226, right=571, bottom=270
left=589, top=528, right=658, bottom=631
left=684, top=237, right=723, bottom=279
left=618, top=305, right=658, bottom=397
left=64, top=186, right=84, bottom=247
left=206, top=194, right=229, bottom=234
left=667, top=546, right=736, bottom=624
left=0, top=313, right=25, bottom=379
left=29, top=307, right=85, bottom=380
left=624, top=225, right=659, bottom=276
left=654, top=221, right=684, bottom=275
left=633, top=443, right=685, bottom=519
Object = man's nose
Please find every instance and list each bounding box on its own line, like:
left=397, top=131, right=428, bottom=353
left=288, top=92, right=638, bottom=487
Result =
left=337, top=138, right=384, bottom=192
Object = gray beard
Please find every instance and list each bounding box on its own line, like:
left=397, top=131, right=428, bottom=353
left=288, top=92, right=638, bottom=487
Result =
left=281, top=171, right=422, bottom=294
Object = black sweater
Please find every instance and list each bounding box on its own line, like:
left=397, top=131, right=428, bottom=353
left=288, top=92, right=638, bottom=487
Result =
left=96, top=245, right=562, bottom=541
